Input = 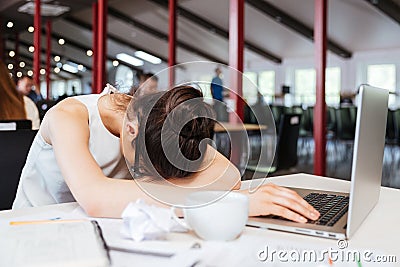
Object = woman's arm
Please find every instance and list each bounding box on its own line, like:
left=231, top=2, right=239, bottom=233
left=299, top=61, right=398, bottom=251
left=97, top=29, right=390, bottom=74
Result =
left=239, top=184, right=320, bottom=222
left=41, top=99, right=168, bottom=217
left=42, top=99, right=318, bottom=221
left=169, top=145, right=241, bottom=190
left=174, top=146, right=319, bottom=222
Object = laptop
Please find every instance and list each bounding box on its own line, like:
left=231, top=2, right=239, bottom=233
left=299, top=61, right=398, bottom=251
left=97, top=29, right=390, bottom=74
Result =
left=247, top=85, right=389, bottom=239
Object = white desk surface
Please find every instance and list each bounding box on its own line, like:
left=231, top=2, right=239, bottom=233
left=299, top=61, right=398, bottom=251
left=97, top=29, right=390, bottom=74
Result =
left=1, top=173, right=399, bottom=266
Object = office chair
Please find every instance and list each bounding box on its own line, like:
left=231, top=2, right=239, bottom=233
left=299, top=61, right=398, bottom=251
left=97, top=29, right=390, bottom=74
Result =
left=269, top=105, right=284, bottom=133
left=335, top=106, right=357, bottom=163
left=0, top=120, right=32, bottom=130
left=384, top=109, right=397, bottom=178
left=244, top=113, right=301, bottom=179
left=36, top=100, right=57, bottom=121
left=275, top=113, right=302, bottom=170
left=0, top=130, right=37, bottom=210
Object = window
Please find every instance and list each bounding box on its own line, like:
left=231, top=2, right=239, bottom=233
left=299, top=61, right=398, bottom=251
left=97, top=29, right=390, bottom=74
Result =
left=294, top=67, right=341, bottom=105
left=40, top=81, right=47, bottom=99
left=367, top=64, right=396, bottom=92
left=294, top=68, right=316, bottom=105
left=67, top=79, right=82, bottom=95
left=243, top=71, right=258, bottom=105
left=115, top=65, right=135, bottom=92
left=325, top=67, right=341, bottom=105
left=52, top=80, right=67, bottom=99
left=43, top=79, right=83, bottom=99
left=198, top=74, right=214, bottom=101
left=258, top=71, right=275, bottom=103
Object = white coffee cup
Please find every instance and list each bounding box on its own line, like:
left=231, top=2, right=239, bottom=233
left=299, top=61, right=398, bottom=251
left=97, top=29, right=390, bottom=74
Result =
left=181, top=191, right=249, bottom=241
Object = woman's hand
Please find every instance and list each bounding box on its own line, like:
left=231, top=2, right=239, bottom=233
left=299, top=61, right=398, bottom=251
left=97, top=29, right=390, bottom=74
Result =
left=240, top=183, right=320, bottom=223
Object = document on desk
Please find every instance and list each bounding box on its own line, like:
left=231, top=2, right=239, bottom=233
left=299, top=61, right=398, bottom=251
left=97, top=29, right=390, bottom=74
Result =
left=0, top=220, right=110, bottom=267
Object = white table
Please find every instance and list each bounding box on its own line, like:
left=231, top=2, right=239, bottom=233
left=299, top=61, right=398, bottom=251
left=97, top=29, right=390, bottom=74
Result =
left=1, top=173, right=399, bottom=266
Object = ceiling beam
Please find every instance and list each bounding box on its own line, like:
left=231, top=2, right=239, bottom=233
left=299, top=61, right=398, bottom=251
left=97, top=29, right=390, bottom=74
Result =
left=40, top=28, right=142, bottom=72
left=364, top=0, right=400, bottom=26
left=147, top=0, right=282, bottom=63
left=9, top=36, right=92, bottom=71
left=245, top=0, right=352, bottom=58
left=108, top=7, right=228, bottom=65
left=63, top=16, right=176, bottom=69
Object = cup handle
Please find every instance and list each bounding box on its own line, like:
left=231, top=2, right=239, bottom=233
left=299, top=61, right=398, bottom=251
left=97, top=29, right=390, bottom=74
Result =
left=170, top=207, right=191, bottom=230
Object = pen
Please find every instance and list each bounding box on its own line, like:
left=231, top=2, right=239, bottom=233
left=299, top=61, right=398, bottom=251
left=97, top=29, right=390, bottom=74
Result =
left=107, top=245, right=175, bottom=258
left=107, top=242, right=201, bottom=258
left=10, top=219, right=86, bottom=225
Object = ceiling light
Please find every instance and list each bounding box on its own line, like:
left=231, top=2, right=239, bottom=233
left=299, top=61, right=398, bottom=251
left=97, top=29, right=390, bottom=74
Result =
left=134, top=51, right=162, bottom=64
left=9, top=51, right=15, bottom=57
left=86, top=50, right=93, bottom=57
left=28, top=26, right=34, bottom=33
left=18, top=2, right=70, bottom=17
left=58, top=38, right=65, bottom=45
left=54, top=55, right=60, bottom=62
left=40, top=68, right=46, bottom=75
left=62, top=64, right=78, bottom=73
left=54, top=67, right=60, bottom=73
left=7, top=64, right=13, bottom=70
left=17, top=71, right=22, bottom=78
left=19, top=62, right=25, bottom=68
left=56, top=62, right=63, bottom=68
left=112, top=60, right=119, bottom=67
left=65, top=61, right=86, bottom=72
left=116, top=53, right=144, bottom=66
left=28, top=46, right=35, bottom=53
left=7, top=21, right=13, bottom=28
left=27, top=70, right=33, bottom=76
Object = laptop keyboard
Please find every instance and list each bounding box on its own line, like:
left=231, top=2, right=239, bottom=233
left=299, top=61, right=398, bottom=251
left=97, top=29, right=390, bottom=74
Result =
left=304, top=193, right=349, bottom=226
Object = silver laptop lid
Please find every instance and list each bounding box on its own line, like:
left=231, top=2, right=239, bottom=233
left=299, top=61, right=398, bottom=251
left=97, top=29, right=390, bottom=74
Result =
left=346, top=85, right=389, bottom=238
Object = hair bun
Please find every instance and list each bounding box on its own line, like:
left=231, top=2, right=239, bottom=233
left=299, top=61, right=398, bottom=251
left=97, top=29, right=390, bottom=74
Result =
left=130, top=85, right=216, bottom=179
left=164, top=88, right=215, bottom=141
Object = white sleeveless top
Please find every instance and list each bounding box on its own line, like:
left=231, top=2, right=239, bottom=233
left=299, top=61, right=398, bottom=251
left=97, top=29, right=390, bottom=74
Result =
left=12, top=94, right=130, bottom=208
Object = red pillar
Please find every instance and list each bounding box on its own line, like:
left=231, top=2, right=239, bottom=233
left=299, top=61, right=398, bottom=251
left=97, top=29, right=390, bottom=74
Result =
left=168, top=0, right=177, bottom=87
left=314, top=0, right=327, bottom=176
left=228, top=0, right=244, bottom=123
left=92, top=2, right=98, bottom=93
left=46, top=20, right=51, bottom=100
left=33, top=0, right=41, bottom=87
left=96, top=0, right=107, bottom=93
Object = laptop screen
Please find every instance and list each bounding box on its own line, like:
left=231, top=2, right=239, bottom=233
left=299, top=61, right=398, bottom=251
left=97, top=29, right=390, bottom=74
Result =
left=346, top=85, right=389, bottom=238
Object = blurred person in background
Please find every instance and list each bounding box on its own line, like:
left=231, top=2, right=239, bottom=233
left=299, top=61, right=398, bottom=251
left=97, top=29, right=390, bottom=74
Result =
left=17, top=75, right=43, bottom=103
left=210, top=67, right=224, bottom=103
left=210, top=67, right=228, bottom=121
left=0, top=61, right=40, bottom=129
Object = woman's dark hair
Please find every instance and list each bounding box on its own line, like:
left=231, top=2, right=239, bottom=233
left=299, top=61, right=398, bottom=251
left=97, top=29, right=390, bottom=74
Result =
left=128, top=85, right=216, bottom=179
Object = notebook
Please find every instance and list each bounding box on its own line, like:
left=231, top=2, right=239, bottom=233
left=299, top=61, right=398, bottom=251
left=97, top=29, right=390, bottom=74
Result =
left=0, top=220, right=110, bottom=267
